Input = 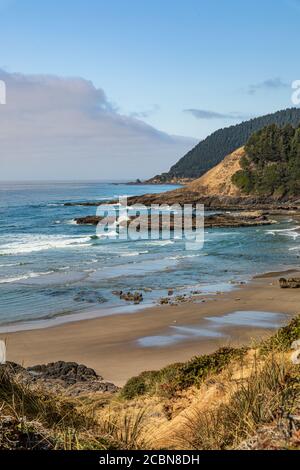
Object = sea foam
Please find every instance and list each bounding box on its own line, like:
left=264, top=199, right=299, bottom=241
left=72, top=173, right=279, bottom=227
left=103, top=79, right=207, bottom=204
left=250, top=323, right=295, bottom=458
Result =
left=0, top=234, right=92, bottom=255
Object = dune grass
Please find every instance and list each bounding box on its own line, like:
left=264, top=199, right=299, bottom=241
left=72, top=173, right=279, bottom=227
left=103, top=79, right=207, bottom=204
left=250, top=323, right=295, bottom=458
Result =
left=178, top=353, right=300, bottom=449
left=260, top=314, right=300, bottom=354
left=121, top=347, right=247, bottom=400
left=1, top=315, right=299, bottom=450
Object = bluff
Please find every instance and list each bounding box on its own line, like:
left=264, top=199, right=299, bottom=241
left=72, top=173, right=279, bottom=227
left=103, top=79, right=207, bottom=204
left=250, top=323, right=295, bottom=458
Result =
left=128, top=122, right=300, bottom=210
left=147, top=108, right=300, bottom=182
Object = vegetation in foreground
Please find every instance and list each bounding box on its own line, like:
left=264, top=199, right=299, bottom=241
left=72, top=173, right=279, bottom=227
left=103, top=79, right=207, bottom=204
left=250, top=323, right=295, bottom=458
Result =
left=0, top=315, right=300, bottom=450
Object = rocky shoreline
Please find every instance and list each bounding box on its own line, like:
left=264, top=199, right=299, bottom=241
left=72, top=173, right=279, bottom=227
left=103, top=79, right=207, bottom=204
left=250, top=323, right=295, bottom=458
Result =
left=124, top=190, right=300, bottom=211
left=64, top=191, right=300, bottom=213
left=74, top=210, right=275, bottom=229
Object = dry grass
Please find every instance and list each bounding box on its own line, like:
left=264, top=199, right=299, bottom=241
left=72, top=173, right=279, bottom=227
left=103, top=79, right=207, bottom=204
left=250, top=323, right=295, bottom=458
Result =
left=187, top=147, right=244, bottom=197
left=0, top=365, right=152, bottom=450
left=0, top=366, right=87, bottom=430
left=97, top=406, right=152, bottom=450
left=177, top=353, right=300, bottom=449
left=1, top=315, right=300, bottom=450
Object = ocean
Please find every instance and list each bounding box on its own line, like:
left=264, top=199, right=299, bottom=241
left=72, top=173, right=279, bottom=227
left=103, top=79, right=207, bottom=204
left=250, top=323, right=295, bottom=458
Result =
left=0, top=181, right=299, bottom=330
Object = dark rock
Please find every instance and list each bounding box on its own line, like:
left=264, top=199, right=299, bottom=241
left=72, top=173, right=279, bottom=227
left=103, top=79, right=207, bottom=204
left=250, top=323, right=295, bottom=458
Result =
left=279, top=277, right=300, bottom=289
left=0, top=415, right=54, bottom=450
left=75, top=215, right=103, bottom=225
left=0, top=361, right=26, bottom=374
left=65, top=201, right=106, bottom=207
left=27, top=361, right=101, bottom=383
left=74, top=211, right=275, bottom=229
left=69, top=381, right=119, bottom=395
left=1, top=361, right=119, bottom=397
left=117, top=291, right=143, bottom=304
left=124, top=190, right=300, bottom=212
left=74, top=290, right=107, bottom=304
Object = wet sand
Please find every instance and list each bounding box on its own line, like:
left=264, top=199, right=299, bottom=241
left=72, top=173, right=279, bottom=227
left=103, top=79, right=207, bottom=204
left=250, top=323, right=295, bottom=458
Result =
left=1, top=270, right=300, bottom=386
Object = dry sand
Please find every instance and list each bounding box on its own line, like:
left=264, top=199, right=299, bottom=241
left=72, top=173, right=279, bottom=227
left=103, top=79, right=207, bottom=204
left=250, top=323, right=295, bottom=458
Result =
left=1, top=270, right=299, bottom=386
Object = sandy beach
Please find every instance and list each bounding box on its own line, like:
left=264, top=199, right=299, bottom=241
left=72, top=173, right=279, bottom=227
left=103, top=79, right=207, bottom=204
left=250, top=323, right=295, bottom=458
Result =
left=1, top=270, right=300, bottom=386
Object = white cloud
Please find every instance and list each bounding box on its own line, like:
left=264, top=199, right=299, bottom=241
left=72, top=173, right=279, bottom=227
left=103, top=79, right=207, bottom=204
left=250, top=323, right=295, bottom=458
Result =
left=247, top=78, right=289, bottom=95
left=184, top=109, right=250, bottom=120
left=0, top=70, right=196, bottom=180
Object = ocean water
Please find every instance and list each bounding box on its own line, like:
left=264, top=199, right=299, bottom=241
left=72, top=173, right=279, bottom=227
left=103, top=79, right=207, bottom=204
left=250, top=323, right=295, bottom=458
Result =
left=0, top=181, right=299, bottom=329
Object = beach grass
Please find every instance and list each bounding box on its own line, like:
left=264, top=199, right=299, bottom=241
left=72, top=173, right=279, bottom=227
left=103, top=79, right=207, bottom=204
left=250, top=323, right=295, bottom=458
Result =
left=1, top=315, right=299, bottom=450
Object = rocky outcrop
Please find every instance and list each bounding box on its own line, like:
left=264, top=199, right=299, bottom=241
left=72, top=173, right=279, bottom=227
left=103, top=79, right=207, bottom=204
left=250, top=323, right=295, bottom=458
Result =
left=67, top=194, right=300, bottom=212
left=112, top=290, right=143, bottom=304
left=204, top=212, right=272, bottom=228
left=144, top=176, right=193, bottom=185
left=74, top=211, right=275, bottom=229
left=64, top=201, right=106, bottom=207
left=27, top=361, right=99, bottom=384
left=120, top=188, right=300, bottom=211
left=75, top=215, right=104, bottom=224
left=0, top=415, right=54, bottom=450
left=279, top=278, right=300, bottom=289
left=1, top=361, right=118, bottom=396
left=75, top=215, right=132, bottom=225
left=119, top=147, right=300, bottom=211
left=73, top=290, right=107, bottom=304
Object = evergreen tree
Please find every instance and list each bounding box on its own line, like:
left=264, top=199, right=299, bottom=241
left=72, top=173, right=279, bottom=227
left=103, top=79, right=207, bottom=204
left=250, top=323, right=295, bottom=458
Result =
left=232, top=123, right=300, bottom=198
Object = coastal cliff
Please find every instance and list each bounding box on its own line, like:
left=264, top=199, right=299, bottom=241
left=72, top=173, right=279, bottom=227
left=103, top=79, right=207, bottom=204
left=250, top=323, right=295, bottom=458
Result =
left=124, top=123, right=300, bottom=211
left=145, top=108, right=300, bottom=183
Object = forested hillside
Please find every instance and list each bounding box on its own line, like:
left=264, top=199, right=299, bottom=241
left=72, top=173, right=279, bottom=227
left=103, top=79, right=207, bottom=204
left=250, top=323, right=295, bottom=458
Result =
left=232, top=123, right=300, bottom=198
left=151, top=108, right=300, bottom=181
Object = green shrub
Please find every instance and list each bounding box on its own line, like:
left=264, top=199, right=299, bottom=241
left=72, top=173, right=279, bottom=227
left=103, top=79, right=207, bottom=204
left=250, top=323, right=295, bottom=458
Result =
left=232, top=123, right=300, bottom=198
left=177, top=347, right=246, bottom=389
left=121, top=347, right=247, bottom=400
left=231, top=170, right=254, bottom=193
left=260, top=314, right=300, bottom=354
left=121, top=371, right=161, bottom=400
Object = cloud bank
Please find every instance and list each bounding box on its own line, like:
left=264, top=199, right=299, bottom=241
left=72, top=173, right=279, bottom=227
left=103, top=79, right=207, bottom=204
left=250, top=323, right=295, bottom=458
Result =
left=184, top=108, right=249, bottom=120
left=0, top=70, right=196, bottom=180
left=247, top=77, right=289, bottom=95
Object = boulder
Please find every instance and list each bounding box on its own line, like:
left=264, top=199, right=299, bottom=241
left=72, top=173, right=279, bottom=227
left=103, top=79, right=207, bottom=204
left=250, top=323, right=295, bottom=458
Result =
left=279, top=277, right=300, bottom=289
left=27, top=361, right=101, bottom=384
left=74, top=290, right=107, bottom=304
left=114, top=291, right=144, bottom=304
left=1, top=361, right=119, bottom=396
left=74, top=215, right=103, bottom=225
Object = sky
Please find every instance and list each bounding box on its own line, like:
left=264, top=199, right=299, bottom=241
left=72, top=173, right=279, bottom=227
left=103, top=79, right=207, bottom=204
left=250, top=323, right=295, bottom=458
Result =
left=0, top=0, right=299, bottom=180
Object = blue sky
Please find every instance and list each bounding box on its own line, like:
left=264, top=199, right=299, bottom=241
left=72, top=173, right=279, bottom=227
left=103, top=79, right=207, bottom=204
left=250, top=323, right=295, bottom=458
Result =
left=0, top=0, right=299, bottom=179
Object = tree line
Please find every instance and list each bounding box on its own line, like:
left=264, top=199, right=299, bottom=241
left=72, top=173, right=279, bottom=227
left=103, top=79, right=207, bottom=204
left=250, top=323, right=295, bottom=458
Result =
left=232, top=123, right=300, bottom=198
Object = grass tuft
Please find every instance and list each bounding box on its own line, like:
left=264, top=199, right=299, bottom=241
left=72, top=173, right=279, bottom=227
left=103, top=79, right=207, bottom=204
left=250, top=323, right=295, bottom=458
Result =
left=121, top=347, right=247, bottom=400
left=179, top=354, right=300, bottom=450
left=260, top=314, right=300, bottom=354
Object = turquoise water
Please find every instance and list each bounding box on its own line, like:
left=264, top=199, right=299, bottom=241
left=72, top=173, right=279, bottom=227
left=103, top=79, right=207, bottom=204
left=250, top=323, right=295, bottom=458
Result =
left=0, top=181, right=299, bottom=328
